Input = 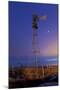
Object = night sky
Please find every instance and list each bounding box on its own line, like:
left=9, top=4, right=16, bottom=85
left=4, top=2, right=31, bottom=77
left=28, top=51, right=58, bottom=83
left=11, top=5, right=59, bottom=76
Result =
left=9, top=1, right=58, bottom=58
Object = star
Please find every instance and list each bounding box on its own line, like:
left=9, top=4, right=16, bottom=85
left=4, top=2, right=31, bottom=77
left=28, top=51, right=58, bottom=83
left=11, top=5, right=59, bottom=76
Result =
left=48, top=30, right=50, bottom=33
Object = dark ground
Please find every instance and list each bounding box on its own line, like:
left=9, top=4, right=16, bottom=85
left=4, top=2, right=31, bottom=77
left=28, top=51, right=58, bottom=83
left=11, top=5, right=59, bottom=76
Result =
left=9, top=74, right=58, bottom=89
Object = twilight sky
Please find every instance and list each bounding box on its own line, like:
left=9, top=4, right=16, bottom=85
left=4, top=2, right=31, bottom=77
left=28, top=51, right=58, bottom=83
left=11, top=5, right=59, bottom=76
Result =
left=9, top=1, right=58, bottom=57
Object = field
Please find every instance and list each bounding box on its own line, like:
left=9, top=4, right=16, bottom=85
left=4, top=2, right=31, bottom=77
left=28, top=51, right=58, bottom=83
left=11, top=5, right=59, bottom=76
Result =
left=9, top=65, right=58, bottom=88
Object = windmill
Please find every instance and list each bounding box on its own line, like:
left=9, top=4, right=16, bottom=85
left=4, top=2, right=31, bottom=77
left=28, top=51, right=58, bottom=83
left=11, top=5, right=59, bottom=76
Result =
left=32, top=14, right=47, bottom=78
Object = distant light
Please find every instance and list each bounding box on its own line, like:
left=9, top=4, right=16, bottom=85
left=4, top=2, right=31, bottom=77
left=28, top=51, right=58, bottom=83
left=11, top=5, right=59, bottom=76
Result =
left=48, top=30, right=50, bottom=33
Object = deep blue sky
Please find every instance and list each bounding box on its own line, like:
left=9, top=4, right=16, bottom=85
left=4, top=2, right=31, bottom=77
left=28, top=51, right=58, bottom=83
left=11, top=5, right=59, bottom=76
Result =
left=9, top=2, right=58, bottom=58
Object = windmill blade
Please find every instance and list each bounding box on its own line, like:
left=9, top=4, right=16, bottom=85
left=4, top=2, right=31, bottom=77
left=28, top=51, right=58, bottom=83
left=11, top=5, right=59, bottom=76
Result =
left=39, top=15, right=47, bottom=20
